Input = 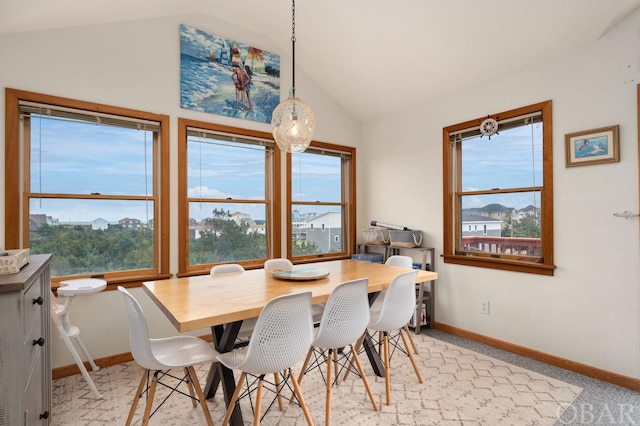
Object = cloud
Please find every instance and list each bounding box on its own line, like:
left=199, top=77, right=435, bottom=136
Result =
left=188, top=186, right=231, bottom=198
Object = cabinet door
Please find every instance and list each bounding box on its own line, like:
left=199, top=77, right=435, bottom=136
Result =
left=24, top=350, right=48, bottom=424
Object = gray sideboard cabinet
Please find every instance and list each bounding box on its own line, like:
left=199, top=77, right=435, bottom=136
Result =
left=0, top=254, right=52, bottom=425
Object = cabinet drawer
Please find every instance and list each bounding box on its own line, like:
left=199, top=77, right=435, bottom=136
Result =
left=23, top=276, right=44, bottom=335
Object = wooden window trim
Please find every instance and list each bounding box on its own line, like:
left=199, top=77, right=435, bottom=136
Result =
left=176, top=118, right=281, bottom=276
left=287, top=141, right=356, bottom=263
left=442, top=100, right=555, bottom=276
left=4, top=88, right=170, bottom=285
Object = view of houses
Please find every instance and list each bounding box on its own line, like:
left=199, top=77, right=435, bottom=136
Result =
left=30, top=203, right=538, bottom=256
left=29, top=214, right=151, bottom=231
left=462, top=203, right=540, bottom=237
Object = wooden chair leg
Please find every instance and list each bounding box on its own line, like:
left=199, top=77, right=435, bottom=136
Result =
left=325, top=350, right=333, bottom=426
left=188, top=366, right=214, bottom=426
left=222, top=372, right=246, bottom=426
left=291, top=347, right=314, bottom=403
left=404, top=324, right=419, bottom=354
left=383, top=333, right=391, bottom=406
left=298, top=347, right=314, bottom=385
left=126, top=369, right=148, bottom=426
left=343, top=333, right=364, bottom=381
left=290, top=368, right=314, bottom=426
left=332, top=350, right=339, bottom=386
left=184, top=367, right=197, bottom=408
left=254, top=378, right=264, bottom=426
left=142, top=372, right=159, bottom=425
left=399, top=328, right=423, bottom=383
left=351, top=349, right=379, bottom=412
left=274, top=372, right=284, bottom=411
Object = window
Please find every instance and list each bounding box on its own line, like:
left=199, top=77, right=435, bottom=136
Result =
left=288, top=142, right=356, bottom=261
left=443, top=100, right=555, bottom=275
left=177, top=119, right=280, bottom=275
left=4, top=89, right=170, bottom=283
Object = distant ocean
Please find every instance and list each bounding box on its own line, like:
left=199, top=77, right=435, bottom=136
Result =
left=180, top=54, right=280, bottom=124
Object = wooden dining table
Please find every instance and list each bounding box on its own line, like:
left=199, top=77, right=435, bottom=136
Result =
left=143, top=259, right=437, bottom=425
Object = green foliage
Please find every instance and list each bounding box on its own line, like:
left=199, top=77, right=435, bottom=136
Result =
left=291, top=239, right=321, bottom=256
left=501, top=215, right=541, bottom=238
left=29, top=223, right=154, bottom=277
left=189, top=208, right=267, bottom=264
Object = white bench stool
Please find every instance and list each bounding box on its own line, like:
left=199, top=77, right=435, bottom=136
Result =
left=52, top=278, right=106, bottom=398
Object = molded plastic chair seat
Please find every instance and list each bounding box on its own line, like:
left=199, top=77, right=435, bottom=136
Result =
left=263, top=258, right=293, bottom=271
left=371, top=255, right=419, bottom=354
left=346, top=270, right=423, bottom=405
left=366, top=270, right=423, bottom=405
left=264, top=258, right=324, bottom=323
left=118, top=286, right=219, bottom=426
left=369, top=255, right=413, bottom=311
left=216, top=291, right=314, bottom=426
left=296, top=278, right=378, bottom=425
left=210, top=263, right=255, bottom=339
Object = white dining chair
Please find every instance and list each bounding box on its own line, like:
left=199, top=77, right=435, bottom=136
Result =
left=347, top=270, right=423, bottom=405
left=210, top=263, right=255, bottom=341
left=264, top=258, right=324, bottom=323
left=216, top=291, right=315, bottom=426
left=210, top=263, right=246, bottom=276
left=371, top=255, right=419, bottom=354
left=295, top=278, right=378, bottom=425
left=263, top=258, right=293, bottom=271
left=117, top=286, right=219, bottom=426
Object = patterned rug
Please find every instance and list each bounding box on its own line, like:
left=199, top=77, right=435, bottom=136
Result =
left=51, top=334, right=582, bottom=425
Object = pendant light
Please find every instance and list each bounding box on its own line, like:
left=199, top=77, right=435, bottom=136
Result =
left=271, top=0, right=315, bottom=153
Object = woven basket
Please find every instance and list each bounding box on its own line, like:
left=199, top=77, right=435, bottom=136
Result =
left=361, top=227, right=389, bottom=245
left=389, top=230, right=423, bottom=247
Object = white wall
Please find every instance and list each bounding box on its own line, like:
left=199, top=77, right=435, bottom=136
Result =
left=0, top=14, right=359, bottom=368
left=2, top=10, right=639, bottom=381
left=360, top=11, right=640, bottom=378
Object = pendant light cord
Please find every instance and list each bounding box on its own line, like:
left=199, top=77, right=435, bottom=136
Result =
left=291, top=0, right=296, bottom=96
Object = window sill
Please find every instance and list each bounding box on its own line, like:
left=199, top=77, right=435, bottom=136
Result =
left=51, top=272, right=173, bottom=294
left=442, top=254, right=555, bottom=276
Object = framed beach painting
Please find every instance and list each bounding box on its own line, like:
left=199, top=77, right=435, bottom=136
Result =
left=180, top=24, right=281, bottom=124
left=565, top=125, right=620, bottom=167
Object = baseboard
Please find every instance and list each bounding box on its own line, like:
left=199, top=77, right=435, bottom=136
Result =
left=52, top=352, right=133, bottom=380
left=434, top=322, right=640, bottom=392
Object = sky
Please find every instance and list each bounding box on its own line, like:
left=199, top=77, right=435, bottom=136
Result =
left=28, top=116, right=342, bottom=223
left=460, top=122, right=543, bottom=210
left=28, top=113, right=542, bottom=224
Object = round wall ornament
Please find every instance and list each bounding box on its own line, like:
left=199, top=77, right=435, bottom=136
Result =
left=480, top=117, right=499, bottom=137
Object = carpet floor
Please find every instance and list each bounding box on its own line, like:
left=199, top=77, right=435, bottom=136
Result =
left=51, top=332, right=582, bottom=425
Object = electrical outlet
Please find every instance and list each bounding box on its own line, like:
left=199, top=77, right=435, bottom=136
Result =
left=480, top=300, right=490, bottom=315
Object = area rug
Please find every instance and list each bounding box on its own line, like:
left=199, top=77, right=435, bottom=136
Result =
left=51, top=334, right=582, bottom=425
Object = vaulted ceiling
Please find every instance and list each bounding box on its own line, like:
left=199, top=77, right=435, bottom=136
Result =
left=2, top=0, right=639, bottom=122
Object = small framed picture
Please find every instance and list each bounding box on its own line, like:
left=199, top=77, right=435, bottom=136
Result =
left=565, top=125, right=620, bottom=167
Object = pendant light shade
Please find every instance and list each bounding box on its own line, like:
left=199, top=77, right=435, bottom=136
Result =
left=271, top=0, right=315, bottom=153
left=271, top=93, right=315, bottom=153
